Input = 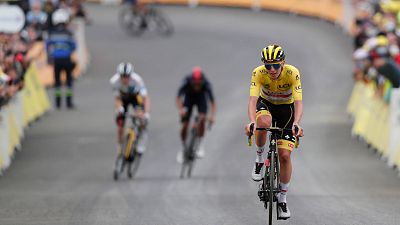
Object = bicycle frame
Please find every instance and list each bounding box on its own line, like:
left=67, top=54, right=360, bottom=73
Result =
left=124, top=127, right=137, bottom=159
left=114, top=115, right=144, bottom=181
left=249, top=126, right=294, bottom=225
left=180, top=116, right=200, bottom=178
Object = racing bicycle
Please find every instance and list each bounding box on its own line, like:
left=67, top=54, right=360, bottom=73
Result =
left=119, top=3, right=173, bottom=36
left=248, top=124, right=298, bottom=225
left=180, top=116, right=200, bottom=179
left=113, top=114, right=146, bottom=181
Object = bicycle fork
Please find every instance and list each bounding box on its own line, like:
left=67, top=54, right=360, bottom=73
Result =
left=258, top=136, right=279, bottom=203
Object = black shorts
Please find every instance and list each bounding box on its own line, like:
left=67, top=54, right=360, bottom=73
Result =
left=256, top=97, right=296, bottom=150
left=182, top=95, right=207, bottom=122
left=120, top=93, right=144, bottom=121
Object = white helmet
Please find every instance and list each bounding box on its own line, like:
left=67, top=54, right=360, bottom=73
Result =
left=52, top=9, right=70, bottom=25
left=117, top=62, right=134, bottom=77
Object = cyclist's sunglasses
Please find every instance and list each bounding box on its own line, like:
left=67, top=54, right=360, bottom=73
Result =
left=265, top=63, right=282, bottom=70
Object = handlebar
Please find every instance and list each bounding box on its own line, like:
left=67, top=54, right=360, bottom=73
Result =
left=247, top=125, right=300, bottom=147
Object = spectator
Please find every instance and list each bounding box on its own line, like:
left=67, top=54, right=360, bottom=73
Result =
left=26, top=1, right=48, bottom=29
left=46, top=9, right=77, bottom=109
left=352, top=0, right=400, bottom=102
left=370, top=47, right=400, bottom=88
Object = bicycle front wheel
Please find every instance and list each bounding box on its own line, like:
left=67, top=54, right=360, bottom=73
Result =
left=119, top=6, right=145, bottom=36
left=129, top=152, right=142, bottom=178
left=268, top=153, right=275, bottom=225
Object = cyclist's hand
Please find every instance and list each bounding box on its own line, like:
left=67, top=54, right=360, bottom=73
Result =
left=115, top=106, right=125, bottom=127
left=135, top=110, right=145, bottom=119
left=115, top=106, right=124, bottom=115
left=208, top=115, right=215, bottom=128
left=179, top=108, right=186, bottom=118
left=292, top=122, right=304, bottom=137
left=245, top=122, right=255, bottom=136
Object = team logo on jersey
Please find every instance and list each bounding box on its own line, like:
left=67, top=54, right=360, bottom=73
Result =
left=295, top=85, right=302, bottom=92
left=264, top=84, right=270, bottom=89
left=287, top=70, right=292, bottom=75
left=278, top=83, right=290, bottom=90
left=251, top=82, right=256, bottom=87
left=296, top=74, right=300, bottom=80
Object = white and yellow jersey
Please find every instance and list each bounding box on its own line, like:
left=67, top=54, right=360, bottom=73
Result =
left=250, top=64, right=302, bottom=105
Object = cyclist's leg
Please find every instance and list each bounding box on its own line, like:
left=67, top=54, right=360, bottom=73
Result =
left=136, top=126, right=147, bottom=155
left=255, top=98, right=272, bottom=159
left=252, top=98, right=272, bottom=181
left=194, top=102, right=207, bottom=158
left=195, top=94, right=208, bottom=140
left=275, top=103, right=295, bottom=187
left=181, top=97, right=193, bottom=144
left=177, top=98, right=192, bottom=163
left=132, top=99, right=147, bottom=155
left=116, top=100, right=129, bottom=153
left=275, top=103, right=295, bottom=219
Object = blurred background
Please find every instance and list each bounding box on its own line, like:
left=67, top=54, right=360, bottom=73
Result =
left=0, top=0, right=400, bottom=224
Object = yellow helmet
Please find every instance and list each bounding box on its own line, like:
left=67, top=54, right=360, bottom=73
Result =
left=261, top=44, right=285, bottom=63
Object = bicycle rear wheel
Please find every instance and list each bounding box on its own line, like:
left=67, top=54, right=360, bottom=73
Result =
left=151, top=9, right=173, bottom=36
left=113, top=154, right=125, bottom=181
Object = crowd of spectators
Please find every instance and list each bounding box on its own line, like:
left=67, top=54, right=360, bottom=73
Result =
left=352, top=0, right=400, bottom=102
left=0, top=0, right=89, bottom=110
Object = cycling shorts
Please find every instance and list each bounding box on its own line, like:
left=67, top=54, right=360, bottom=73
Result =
left=182, top=95, right=207, bottom=122
left=256, top=97, right=296, bottom=151
left=120, top=93, right=144, bottom=123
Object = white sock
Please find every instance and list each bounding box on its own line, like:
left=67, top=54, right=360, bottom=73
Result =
left=278, top=182, right=290, bottom=203
left=256, top=145, right=265, bottom=163
left=197, top=137, right=204, bottom=149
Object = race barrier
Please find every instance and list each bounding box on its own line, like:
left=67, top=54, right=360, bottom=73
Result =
left=0, top=64, right=51, bottom=173
left=0, top=17, right=89, bottom=173
left=347, top=82, right=400, bottom=170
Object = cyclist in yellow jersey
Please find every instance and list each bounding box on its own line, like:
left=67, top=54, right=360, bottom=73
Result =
left=245, top=44, right=304, bottom=220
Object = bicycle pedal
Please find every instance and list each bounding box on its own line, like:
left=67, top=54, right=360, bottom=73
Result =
left=257, top=190, right=267, bottom=201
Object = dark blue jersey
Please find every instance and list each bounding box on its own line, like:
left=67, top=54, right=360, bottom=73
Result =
left=177, top=74, right=215, bottom=103
left=46, top=26, right=76, bottom=59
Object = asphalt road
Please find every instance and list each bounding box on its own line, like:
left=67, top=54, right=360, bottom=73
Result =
left=1, top=4, right=400, bottom=225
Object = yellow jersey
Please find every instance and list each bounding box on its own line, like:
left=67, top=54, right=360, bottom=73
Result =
left=250, top=64, right=302, bottom=105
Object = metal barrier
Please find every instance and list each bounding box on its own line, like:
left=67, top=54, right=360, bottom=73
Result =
left=0, top=64, right=51, bottom=173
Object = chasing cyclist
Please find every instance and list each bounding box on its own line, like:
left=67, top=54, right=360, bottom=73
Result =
left=176, top=66, right=216, bottom=163
left=110, top=62, right=150, bottom=163
left=245, top=44, right=304, bottom=220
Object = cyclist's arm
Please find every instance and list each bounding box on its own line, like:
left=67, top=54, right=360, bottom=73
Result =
left=291, top=68, right=303, bottom=124
left=176, top=79, right=188, bottom=111
left=293, top=100, right=303, bottom=124
left=143, top=95, right=150, bottom=114
left=115, top=96, right=123, bottom=110
left=248, top=69, right=261, bottom=123
left=110, top=75, right=124, bottom=112
left=205, top=81, right=216, bottom=119
left=248, top=96, right=258, bottom=123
